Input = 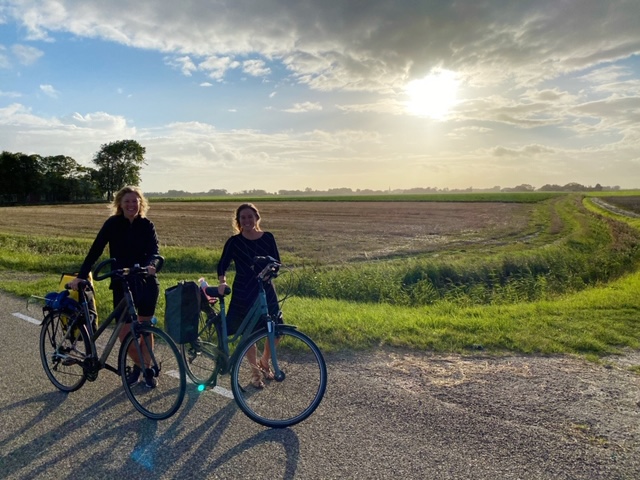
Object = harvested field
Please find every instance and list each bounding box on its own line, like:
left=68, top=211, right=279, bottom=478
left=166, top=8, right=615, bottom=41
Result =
left=0, top=201, right=534, bottom=264
left=598, top=195, right=640, bottom=215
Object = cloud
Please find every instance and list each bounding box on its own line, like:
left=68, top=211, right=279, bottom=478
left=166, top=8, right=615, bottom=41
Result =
left=40, top=84, right=59, bottom=98
left=198, top=55, right=240, bottom=80
left=492, top=144, right=556, bottom=157
left=11, top=44, right=43, bottom=65
left=165, top=55, right=197, bottom=76
left=6, top=0, right=638, bottom=93
left=2, top=1, right=640, bottom=192
left=242, top=59, right=270, bottom=77
left=284, top=101, right=322, bottom=113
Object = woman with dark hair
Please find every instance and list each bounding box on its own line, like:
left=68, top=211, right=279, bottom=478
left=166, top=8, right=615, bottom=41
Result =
left=217, top=203, right=281, bottom=388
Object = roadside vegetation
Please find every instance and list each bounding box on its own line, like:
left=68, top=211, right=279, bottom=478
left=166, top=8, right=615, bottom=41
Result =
left=1, top=192, right=639, bottom=360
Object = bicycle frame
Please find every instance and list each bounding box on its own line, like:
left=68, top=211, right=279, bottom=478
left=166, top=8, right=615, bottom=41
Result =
left=202, top=259, right=283, bottom=379
left=184, top=256, right=327, bottom=428
left=68, top=263, right=159, bottom=378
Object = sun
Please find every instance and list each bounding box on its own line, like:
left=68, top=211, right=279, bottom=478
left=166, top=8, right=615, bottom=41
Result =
left=405, top=69, right=460, bottom=119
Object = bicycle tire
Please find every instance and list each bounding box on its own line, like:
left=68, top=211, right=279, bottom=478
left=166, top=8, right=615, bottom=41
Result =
left=180, top=311, right=222, bottom=386
left=39, top=311, right=89, bottom=392
left=231, top=326, right=327, bottom=428
left=119, top=325, right=186, bottom=420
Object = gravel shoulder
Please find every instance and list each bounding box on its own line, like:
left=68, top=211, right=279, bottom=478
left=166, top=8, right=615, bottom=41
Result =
left=327, top=347, right=640, bottom=478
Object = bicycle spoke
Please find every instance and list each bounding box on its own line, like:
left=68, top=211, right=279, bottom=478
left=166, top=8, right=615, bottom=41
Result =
left=120, top=326, right=186, bottom=420
left=181, top=311, right=222, bottom=387
left=39, top=311, right=89, bottom=392
left=231, top=328, right=327, bottom=428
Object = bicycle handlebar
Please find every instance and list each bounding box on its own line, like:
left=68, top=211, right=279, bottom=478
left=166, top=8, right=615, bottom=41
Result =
left=203, top=285, right=231, bottom=300
left=253, top=255, right=281, bottom=281
left=92, top=254, right=165, bottom=282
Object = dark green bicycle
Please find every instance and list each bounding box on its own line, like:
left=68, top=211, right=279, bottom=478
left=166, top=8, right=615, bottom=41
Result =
left=180, top=256, right=327, bottom=428
left=39, top=256, right=186, bottom=420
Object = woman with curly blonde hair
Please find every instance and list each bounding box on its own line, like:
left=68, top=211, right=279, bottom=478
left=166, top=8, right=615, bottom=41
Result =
left=68, top=185, right=161, bottom=387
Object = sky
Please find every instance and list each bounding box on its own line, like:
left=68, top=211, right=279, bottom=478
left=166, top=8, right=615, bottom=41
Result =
left=1, top=0, right=639, bottom=194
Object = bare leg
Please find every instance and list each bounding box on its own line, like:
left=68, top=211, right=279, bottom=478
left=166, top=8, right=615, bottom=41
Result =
left=258, top=338, right=280, bottom=380
left=246, top=344, right=264, bottom=388
left=119, top=314, right=154, bottom=368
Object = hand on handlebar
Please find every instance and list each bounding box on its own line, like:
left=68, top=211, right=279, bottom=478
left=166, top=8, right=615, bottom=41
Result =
left=66, top=277, right=83, bottom=291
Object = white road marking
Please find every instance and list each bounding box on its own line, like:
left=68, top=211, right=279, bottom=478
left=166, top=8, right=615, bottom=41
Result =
left=165, top=371, right=235, bottom=398
left=209, top=386, right=234, bottom=399
left=13, top=312, right=41, bottom=325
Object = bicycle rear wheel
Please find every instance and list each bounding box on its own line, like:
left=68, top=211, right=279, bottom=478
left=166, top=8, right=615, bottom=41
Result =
left=180, top=311, right=223, bottom=386
left=231, top=326, right=327, bottom=428
left=39, top=311, right=89, bottom=392
left=120, top=325, right=186, bottom=420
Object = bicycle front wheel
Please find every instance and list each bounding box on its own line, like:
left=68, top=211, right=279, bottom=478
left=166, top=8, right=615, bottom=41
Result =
left=39, top=311, right=89, bottom=392
left=120, top=325, right=186, bottom=420
left=231, top=327, right=327, bottom=428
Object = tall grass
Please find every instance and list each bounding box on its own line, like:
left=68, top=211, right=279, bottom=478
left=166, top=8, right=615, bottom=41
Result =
left=291, top=195, right=640, bottom=306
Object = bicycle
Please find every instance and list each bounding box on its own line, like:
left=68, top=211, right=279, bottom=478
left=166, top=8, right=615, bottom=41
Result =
left=39, top=255, right=186, bottom=420
left=180, top=256, right=327, bottom=428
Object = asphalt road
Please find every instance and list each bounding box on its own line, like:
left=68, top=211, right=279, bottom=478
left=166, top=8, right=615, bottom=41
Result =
left=1, top=290, right=639, bottom=479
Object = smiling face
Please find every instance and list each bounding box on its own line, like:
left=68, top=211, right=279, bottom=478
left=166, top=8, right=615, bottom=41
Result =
left=120, top=192, right=141, bottom=221
left=238, top=207, right=259, bottom=232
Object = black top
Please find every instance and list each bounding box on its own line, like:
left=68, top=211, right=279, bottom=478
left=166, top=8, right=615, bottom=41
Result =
left=217, top=232, right=280, bottom=326
left=78, top=215, right=160, bottom=279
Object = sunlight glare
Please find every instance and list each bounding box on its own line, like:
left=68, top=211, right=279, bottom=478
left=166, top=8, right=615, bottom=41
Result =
left=405, top=69, right=459, bottom=120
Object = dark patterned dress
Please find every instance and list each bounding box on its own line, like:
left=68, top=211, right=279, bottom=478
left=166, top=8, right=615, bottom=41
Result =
left=217, top=232, right=281, bottom=334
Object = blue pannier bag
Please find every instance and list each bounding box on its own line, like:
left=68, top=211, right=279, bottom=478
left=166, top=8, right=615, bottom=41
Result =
left=44, top=290, right=80, bottom=312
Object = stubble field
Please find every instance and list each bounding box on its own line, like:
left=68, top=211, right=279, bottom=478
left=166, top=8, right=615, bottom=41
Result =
left=0, top=201, right=534, bottom=264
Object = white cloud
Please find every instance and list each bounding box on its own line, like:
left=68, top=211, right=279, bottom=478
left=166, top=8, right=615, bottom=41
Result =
left=284, top=101, right=322, bottom=113
left=198, top=55, right=239, bottom=80
left=165, top=55, right=197, bottom=76
left=40, top=84, right=59, bottom=98
left=11, top=44, right=43, bottom=65
left=242, top=59, right=270, bottom=77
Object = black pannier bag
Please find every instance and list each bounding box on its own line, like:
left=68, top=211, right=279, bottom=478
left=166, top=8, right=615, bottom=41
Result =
left=164, top=280, right=201, bottom=344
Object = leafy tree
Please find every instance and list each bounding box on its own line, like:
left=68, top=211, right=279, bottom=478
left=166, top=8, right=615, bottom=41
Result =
left=40, top=155, right=84, bottom=202
left=92, top=140, right=146, bottom=200
left=0, top=151, right=44, bottom=203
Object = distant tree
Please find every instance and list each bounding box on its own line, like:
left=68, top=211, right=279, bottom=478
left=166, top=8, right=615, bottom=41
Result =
left=92, top=140, right=146, bottom=201
left=0, top=151, right=44, bottom=203
left=538, top=184, right=563, bottom=192
left=40, top=155, right=87, bottom=202
left=562, top=182, right=586, bottom=191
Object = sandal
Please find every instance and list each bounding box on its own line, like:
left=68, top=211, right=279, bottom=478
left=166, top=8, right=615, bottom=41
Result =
left=258, top=359, right=275, bottom=380
left=250, top=371, right=265, bottom=389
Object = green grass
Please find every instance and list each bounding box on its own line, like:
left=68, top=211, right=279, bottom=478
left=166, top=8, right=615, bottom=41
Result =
left=2, top=193, right=640, bottom=361
left=9, top=268, right=640, bottom=356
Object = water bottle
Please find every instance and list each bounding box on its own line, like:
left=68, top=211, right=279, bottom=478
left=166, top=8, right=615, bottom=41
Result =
left=198, top=277, right=214, bottom=304
left=150, top=316, right=158, bottom=326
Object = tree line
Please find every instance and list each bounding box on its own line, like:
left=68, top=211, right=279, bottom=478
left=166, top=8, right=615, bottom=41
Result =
left=0, top=140, right=146, bottom=205
left=0, top=140, right=624, bottom=205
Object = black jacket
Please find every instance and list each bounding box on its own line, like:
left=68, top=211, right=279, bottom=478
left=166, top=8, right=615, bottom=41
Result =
left=78, top=215, right=160, bottom=280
